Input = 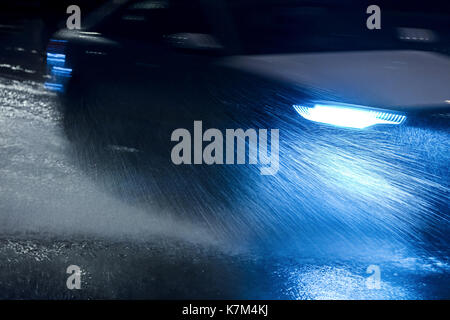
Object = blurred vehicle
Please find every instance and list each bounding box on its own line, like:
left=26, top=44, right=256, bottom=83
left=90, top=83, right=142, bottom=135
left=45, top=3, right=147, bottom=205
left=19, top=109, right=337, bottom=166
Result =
left=45, top=0, right=450, bottom=146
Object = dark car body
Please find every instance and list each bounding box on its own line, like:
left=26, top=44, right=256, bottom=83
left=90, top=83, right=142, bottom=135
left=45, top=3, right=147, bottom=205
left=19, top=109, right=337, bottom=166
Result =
left=46, top=0, right=450, bottom=147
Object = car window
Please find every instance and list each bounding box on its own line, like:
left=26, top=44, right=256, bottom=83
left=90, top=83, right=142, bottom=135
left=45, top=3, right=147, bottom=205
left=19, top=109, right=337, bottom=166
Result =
left=168, top=0, right=212, bottom=34
left=117, top=0, right=170, bottom=41
left=100, top=0, right=212, bottom=42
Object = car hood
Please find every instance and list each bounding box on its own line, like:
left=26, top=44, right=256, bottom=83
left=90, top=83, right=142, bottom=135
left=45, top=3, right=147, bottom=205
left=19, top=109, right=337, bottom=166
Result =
left=218, top=50, right=450, bottom=111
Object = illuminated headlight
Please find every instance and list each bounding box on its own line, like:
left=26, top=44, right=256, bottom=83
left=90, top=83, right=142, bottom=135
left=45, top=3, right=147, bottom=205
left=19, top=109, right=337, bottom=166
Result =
left=293, top=103, right=406, bottom=129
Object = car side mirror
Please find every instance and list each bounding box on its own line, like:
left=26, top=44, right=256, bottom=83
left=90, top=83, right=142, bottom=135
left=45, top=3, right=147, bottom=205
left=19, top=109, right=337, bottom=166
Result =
left=164, top=33, right=223, bottom=54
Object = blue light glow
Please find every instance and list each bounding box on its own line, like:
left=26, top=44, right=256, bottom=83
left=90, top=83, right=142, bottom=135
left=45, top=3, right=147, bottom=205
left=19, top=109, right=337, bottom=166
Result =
left=293, top=103, right=406, bottom=129
left=44, top=82, right=64, bottom=92
left=51, top=66, right=72, bottom=77
left=45, top=40, right=71, bottom=93
left=46, top=53, right=66, bottom=65
left=47, top=58, right=65, bottom=64
left=49, top=39, right=68, bottom=43
left=47, top=53, right=65, bottom=58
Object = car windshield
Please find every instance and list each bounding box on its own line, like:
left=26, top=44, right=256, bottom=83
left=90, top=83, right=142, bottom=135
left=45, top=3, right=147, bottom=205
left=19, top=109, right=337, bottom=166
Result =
left=223, top=0, right=450, bottom=54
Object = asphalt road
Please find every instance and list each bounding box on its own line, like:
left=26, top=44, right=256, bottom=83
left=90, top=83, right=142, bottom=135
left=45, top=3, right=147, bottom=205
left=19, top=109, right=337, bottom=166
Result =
left=0, top=67, right=449, bottom=299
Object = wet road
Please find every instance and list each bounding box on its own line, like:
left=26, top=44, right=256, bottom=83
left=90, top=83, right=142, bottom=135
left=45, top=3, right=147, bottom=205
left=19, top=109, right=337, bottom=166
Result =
left=0, top=73, right=449, bottom=299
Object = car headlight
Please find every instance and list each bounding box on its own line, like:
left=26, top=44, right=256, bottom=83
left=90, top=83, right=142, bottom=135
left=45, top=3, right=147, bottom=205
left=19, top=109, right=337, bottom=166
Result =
left=293, top=102, right=406, bottom=129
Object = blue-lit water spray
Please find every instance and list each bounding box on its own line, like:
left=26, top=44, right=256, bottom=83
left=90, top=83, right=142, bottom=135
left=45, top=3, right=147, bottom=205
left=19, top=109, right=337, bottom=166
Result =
left=234, top=119, right=448, bottom=254
left=39, top=63, right=449, bottom=298
left=176, top=78, right=450, bottom=261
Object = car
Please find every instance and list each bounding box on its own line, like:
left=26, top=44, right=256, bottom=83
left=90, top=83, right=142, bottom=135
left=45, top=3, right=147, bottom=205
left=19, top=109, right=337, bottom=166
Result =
left=42, top=0, right=450, bottom=240
left=45, top=0, right=450, bottom=147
